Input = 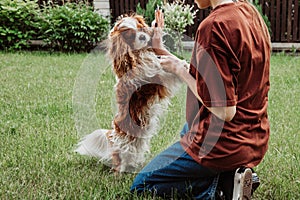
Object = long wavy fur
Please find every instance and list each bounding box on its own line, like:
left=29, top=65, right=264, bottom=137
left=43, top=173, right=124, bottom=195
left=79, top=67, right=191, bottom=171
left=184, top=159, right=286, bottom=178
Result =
left=75, top=14, right=181, bottom=172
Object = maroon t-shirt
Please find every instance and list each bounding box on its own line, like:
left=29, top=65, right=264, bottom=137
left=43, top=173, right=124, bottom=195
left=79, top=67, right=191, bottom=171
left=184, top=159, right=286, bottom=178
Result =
left=181, top=2, right=271, bottom=171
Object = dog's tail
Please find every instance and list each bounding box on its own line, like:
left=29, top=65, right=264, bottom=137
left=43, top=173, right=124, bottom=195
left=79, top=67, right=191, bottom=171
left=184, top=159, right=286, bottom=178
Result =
left=75, top=129, right=112, bottom=164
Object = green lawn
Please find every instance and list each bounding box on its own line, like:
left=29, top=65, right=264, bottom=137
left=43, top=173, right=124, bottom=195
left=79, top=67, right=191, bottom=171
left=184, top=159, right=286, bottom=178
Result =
left=0, top=51, right=299, bottom=199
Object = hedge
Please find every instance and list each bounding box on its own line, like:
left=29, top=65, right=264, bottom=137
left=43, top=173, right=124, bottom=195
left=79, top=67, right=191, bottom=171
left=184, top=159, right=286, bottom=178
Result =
left=0, top=0, right=110, bottom=52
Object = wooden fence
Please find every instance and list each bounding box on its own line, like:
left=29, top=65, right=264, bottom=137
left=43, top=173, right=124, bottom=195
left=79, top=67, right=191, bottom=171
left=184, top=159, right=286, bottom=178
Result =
left=109, top=0, right=300, bottom=43
left=261, top=0, right=299, bottom=42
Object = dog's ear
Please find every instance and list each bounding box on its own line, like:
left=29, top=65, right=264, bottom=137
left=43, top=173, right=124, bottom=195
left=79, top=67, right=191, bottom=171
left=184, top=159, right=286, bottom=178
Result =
left=114, top=51, right=136, bottom=79
left=108, top=34, right=136, bottom=78
left=120, top=29, right=136, bottom=49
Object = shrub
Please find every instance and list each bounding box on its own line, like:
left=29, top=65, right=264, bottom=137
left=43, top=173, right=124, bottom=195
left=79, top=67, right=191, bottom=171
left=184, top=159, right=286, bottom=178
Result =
left=0, top=1, right=109, bottom=52
left=37, top=0, right=94, bottom=7
left=0, top=0, right=41, bottom=50
left=40, top=3, right=110, bottom=52
left=162, top=0, right=197, bottom=55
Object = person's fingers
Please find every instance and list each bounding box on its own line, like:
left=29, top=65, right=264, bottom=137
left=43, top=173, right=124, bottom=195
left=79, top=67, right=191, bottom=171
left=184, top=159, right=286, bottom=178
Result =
left=155, top=9, right=164, bottom=28
left=160, top=13, right=164, bottom=27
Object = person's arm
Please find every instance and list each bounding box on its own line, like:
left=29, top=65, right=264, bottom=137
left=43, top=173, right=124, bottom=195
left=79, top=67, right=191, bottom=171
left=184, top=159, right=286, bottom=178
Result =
left=160, top=55, right=236, bottom=122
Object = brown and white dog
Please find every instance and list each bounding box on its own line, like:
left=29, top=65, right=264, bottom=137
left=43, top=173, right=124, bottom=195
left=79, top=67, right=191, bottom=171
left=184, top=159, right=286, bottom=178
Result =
left=75, top=14, right=181, bottom=172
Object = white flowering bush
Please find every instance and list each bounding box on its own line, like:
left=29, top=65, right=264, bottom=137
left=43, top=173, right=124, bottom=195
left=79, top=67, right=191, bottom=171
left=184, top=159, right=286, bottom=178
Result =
left=162, top=0, right=197, bottom=54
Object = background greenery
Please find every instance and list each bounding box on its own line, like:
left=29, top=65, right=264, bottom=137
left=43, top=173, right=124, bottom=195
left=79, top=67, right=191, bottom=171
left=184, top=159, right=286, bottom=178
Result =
left=0, top=0, right=40, bottom=50
left=0, top=51, right=299, bottom=199
left=0, top=0, right=109, bottom=52
left=0, top=0, right=272, bottom=53
left=136, top=0, right=163, bottom=26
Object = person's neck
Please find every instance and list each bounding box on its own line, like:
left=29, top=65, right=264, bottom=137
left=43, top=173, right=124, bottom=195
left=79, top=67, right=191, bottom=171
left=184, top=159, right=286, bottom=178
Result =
left=211, top=0, right=234, bottom=9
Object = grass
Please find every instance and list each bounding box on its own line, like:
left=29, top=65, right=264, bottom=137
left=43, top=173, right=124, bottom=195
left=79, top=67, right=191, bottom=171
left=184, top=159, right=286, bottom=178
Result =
left=0, top=51, right=299, bottom=199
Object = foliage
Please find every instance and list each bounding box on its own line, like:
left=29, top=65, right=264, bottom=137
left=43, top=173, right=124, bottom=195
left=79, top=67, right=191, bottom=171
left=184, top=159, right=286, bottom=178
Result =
left=37, top=0, right=93, bottom=7
left=136, top=0, right=163, bottom=26
left=253, top=0, right=272, bottom=35
left=40, top=3, right=109, bottom=52
left=0, top=0, right=41, bottom=50
left=162, top=0, right=197, bottom=55
left=0, top=1, right=109, bottom=52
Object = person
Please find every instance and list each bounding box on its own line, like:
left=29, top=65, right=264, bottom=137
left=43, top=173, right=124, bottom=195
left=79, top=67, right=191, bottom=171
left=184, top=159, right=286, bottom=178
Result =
left=130, top=0, right=271, bottom=199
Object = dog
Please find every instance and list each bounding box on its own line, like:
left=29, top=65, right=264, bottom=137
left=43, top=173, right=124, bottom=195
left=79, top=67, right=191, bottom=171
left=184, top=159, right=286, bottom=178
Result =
left=75, top=14, right=182, bottom=172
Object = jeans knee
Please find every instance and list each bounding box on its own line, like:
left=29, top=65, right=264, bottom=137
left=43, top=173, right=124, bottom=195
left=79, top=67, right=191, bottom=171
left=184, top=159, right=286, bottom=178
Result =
left=130, top=173, right=149, bottom=194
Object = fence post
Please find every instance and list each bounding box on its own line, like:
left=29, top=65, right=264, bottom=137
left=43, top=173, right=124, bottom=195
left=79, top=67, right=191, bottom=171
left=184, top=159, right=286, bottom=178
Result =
left=94, top=0, right=110, bottom=17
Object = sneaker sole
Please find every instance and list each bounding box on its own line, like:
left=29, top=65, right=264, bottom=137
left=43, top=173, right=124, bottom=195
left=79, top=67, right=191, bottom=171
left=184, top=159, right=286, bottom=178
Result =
left=233, top=168, right=253, bottom=200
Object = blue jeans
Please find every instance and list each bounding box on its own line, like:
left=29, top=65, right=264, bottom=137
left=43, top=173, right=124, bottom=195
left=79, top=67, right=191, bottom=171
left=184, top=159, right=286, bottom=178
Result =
left=130, top=123, right=220, bottom=199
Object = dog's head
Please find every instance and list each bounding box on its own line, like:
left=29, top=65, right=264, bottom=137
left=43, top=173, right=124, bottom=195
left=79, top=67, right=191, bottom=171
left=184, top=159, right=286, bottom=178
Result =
left=107, top=14, right=153, bottom=78
left=110, top=14, right=152, bottom=50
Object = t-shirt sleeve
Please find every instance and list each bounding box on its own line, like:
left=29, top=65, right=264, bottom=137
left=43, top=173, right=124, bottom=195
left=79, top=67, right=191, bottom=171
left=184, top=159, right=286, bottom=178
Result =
left=194, top=23, right=239, bottom=107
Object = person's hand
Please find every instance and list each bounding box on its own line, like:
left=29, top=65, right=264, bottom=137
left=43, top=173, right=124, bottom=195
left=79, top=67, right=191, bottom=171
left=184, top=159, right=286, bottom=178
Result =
left=155, top=7, right=164, bottom=28
left=152, top=8, right=169, bottom=55
left=159, top=55, right=189, bottom=76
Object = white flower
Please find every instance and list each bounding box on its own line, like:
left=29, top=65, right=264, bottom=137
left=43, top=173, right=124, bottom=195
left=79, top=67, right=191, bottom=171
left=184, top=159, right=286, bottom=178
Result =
left=162, top=0, right=197, bottom=54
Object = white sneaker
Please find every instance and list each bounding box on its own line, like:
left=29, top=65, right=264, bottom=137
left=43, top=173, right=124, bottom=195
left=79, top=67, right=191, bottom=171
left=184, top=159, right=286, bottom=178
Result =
left=232, top=167, right=252, bottom=200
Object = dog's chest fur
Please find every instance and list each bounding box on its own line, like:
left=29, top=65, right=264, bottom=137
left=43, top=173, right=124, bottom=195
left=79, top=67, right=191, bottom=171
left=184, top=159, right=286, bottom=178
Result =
left=113, top=49, right=170, bottom=139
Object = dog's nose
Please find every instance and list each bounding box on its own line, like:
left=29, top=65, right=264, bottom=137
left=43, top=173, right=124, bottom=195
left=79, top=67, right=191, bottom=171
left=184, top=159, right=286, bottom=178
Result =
left=139, top=34, right=146, bottom=41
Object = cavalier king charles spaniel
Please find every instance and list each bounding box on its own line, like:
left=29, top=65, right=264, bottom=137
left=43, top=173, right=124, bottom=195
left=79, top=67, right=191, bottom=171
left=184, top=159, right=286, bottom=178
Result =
left=75, top=14, right=182, bottom=172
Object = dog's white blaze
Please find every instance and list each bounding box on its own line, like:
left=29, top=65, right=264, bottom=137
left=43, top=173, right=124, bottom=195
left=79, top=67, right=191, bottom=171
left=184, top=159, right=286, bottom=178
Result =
left=118, top=17, right=137, bottom=30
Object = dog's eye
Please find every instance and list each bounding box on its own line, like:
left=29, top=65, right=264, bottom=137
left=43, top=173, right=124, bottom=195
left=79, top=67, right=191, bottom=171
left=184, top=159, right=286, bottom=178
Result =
left=139, top=34, right=146, bottom=41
